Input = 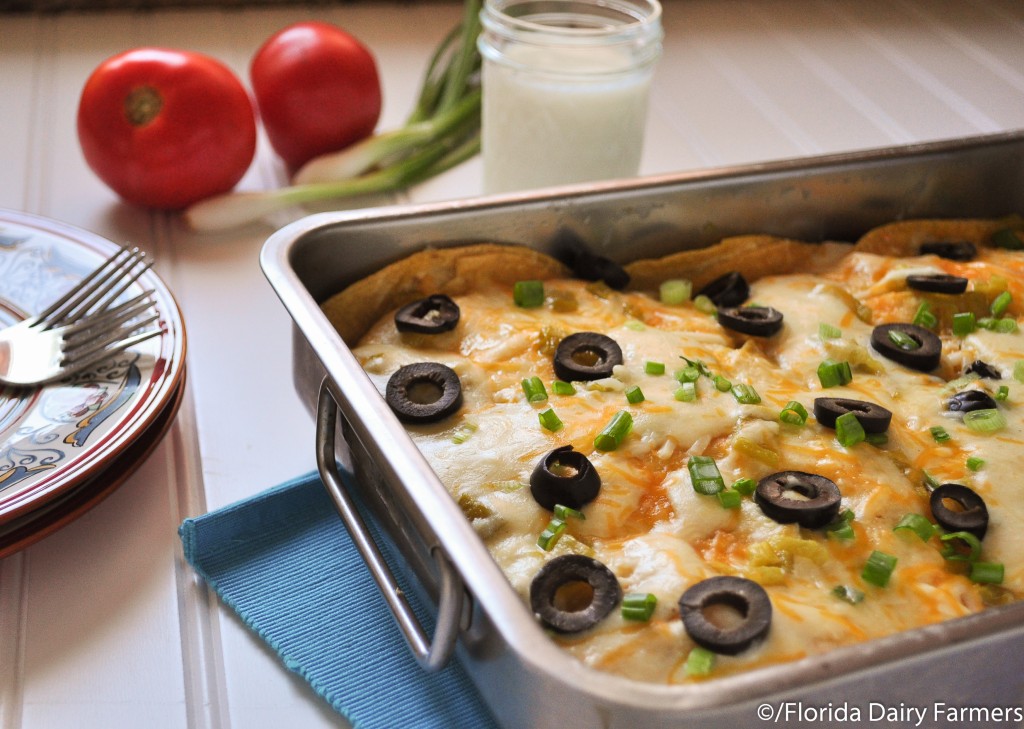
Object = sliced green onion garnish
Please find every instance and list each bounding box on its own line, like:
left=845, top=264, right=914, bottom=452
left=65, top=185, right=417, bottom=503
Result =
left=513, top=280, right=545, bottom=308
left=644, top=360, right=666, bottom=376
left=894, top=513, right=936, bottom=542
left=929, top=425, right=951, bottom=443
left=779, top=400, right=808, bottom=425
left=819, top=322, right=842, bottom=339
left=717, top=489, right=742, bottom=509
left=594, top=410, right=633, bottom=451
left=825, top=509, right=856, bottom=541
left=963, top=408, right=1006, bottom=434
left=940, top=531, right=983, bottom=562
left=991, top=290, right=1012, bottom=317
left=994, top=317, right=1019, bottom=333
left=675, top=382, right=697, bottom=402
left=621, top=592, right=657, bottom=621
left=625, top=319, right=646, bottom=332
left=864, top=432, right=888, bottom=446
left=1015, top=360, right=1024, bottom=383
left=832, top=585, right=865, bottom=604
left=452, top=422, right=478, bottom=444
left=861, top=550, right=898, bottom=587
left=537, top=518, right=566, bottom=550
left=676, top=365, right=700, bottom=383
left=625, top=385, right=645, bottom=404
left=888, top=328, right=922, bottom=349
left=835, top=411, right=866, bottom=447
left=966, top=455, right=986, bottom=471
left=688, top=455, right=725, bottom=495
left=992, top=228, right=1024, bottom=250
left=923, top=470, right=941, bottom=489
left=952, top=311, right=976, bottom=337
left=659, top=279, right=692, bottom=305
left=732, top=477, right=757, bottom=496
left=731, top=383, right=761, bottom=405
left=827, top=521, right=855, bottom=542
left=684, top=646, right=715, bottom=677
left=818, top=359, right=853, bottom=388
left=912, top=301, right=938, bottom=329
left=713, top=374, right=732, bottom=392
left=521, top=375, right=548, bottom=403
left=977, top=316, right=997, bottom=331
left=538, top=407, right=563, bottom=432
left=491, top=479, right=526, bottom=492
left=970, top=561, right=1005, bottom=584
left=551, top=379, right=576, bottom=396
left=682, top=357, right=713, bottom=377
left=996, top=385, right=1010, bottom=401
left=553, top=504, right=585, bottom=521
left=693, top=294, right=716, bottom=315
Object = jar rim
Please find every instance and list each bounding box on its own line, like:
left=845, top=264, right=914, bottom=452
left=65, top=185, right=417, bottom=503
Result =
left=482, top=0, right=663, bottom=42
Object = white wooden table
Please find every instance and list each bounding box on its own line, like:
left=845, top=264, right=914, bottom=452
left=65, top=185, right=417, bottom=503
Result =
left=1, top=1, right=1023, bottom=726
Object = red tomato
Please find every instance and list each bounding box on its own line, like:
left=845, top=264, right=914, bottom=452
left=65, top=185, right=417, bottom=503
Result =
left=250, top=21, right=382, bottom=172
left=77, top=48, right=257, bottom=210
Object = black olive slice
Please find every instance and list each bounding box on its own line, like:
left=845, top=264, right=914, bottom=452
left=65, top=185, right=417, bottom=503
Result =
left=696, top=272, right=749, bottom=308
left=553, top=332, right=623, bottom=382
left=755, top=471, right=842, bottom=529
left=385, top=362, right=462, bottom=424
left=530, top=554, right=622, bottom=634
left=905, top=273, right=968, bottom=294
left=394, top=294, right=460, bottom=334
left=919, top=241, right=977, bottom=261
left=813, top=397, right=892, bottom=433
left=930, top=483, right=988, bottom=540
left=555, top=232, right=630, bottom=290
left=678, top=576, right=772, bottom=656
left=966, top=360, right=1002, bottom=380
left=946, top=389, right=998, bottom=414
left=530, top=445, right=601, bottom=511
left=870, top=323, right=942, bottom=372
left=569, top=250, right=629, bottom=290
left=716, top=305, right=784, bottom=337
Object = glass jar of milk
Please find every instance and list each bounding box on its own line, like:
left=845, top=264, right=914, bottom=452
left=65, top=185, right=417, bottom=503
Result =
left=478, top=0, right=663, bottom=194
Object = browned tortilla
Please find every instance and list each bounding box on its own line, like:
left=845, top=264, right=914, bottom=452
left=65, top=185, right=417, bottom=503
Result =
left=322, top=243, right=569, bottom=345
left=322, top=219, right=1020, bottom=345
left=852, top=218, right=1009, bottom=257
left=622, top=235, right=844, bottom=293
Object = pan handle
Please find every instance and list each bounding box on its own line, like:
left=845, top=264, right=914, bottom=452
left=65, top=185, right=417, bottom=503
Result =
left=315, top=380, right=462, bottom=672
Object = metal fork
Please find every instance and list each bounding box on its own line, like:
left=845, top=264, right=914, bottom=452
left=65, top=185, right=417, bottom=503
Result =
left=0, top=246, right=164, bottom=387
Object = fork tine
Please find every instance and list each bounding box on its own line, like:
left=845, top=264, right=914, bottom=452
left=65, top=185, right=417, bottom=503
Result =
left=58, top=326, right=164, bottom=379
left=36, top=247, right=133, bottom=326
left=62, top=291, right=156, bottom=337
left=53, top=248, right=149, bottom=327
left=41, top=246, right=151, bottom=329
left=63, top=310, right=161, bottom=354
left=79, top=256, right=153, bottom=318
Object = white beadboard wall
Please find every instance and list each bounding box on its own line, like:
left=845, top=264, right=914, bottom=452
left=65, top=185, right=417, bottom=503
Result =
left=0, top=1, right=1023, bottom=727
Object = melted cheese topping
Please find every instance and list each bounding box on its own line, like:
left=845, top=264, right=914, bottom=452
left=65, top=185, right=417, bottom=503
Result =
left=352, top=247, right=1024, bottom=684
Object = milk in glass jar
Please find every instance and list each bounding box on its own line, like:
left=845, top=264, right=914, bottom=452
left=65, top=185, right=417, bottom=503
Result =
left=478, top=0, right=663, bottom=194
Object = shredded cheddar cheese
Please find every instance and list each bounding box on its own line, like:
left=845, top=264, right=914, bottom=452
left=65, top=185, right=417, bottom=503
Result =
left=344, top=227, right=1024, bottom=685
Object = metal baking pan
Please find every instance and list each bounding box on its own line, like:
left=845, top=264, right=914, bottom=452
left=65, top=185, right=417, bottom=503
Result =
left=262, top=130, right=1024, bottom=729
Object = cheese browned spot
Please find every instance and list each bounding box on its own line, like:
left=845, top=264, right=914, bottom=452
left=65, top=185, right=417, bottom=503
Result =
left=330, top=224, right=1024, bottom=685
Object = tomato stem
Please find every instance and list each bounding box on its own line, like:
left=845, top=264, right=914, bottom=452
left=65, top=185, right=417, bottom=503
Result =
left=124, top=86, right=163, bottom=127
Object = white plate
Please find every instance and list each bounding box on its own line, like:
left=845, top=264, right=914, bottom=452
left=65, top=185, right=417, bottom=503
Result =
left=0, top=209, right=186, bottom=525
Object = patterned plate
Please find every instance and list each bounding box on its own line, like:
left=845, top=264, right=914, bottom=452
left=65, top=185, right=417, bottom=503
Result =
left=0, top=209, right=186, bottom=524
left=0, top=366, right=186, bottom=558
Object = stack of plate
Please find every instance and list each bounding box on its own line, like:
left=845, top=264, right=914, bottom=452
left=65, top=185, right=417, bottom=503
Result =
left=0, top=209, right=186, bottom=557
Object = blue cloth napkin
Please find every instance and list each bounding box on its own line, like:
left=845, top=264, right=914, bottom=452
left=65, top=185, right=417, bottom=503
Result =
left=179, top=470, right=499, bottom=729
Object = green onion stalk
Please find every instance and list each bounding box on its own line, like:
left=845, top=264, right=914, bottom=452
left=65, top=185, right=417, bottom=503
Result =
left=186, top=0, right=483, bottom=232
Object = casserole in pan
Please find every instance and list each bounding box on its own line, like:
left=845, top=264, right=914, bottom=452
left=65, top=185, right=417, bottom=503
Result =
left=261, top=131, right=1024, bottom=728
